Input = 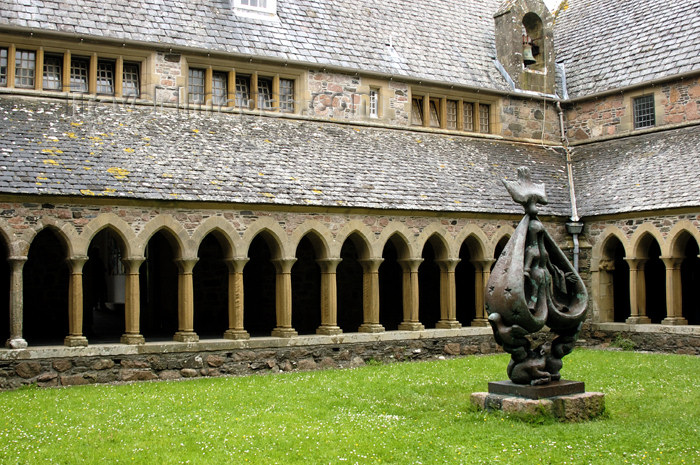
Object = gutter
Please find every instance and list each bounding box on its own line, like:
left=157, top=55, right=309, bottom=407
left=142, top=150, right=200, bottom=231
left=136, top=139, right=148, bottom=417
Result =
left=557, top=101, right=583, bottom=272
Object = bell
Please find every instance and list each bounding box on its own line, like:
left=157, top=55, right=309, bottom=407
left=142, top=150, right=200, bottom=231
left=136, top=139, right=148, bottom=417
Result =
left=523, top=44, right=536, bottom=66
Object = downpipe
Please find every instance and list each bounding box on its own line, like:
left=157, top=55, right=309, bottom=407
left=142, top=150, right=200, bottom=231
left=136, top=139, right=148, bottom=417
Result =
left=558, top=102, right=584, bottom=272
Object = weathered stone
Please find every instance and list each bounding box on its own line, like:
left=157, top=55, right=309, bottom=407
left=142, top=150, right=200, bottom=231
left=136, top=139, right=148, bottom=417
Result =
left=206, top=355, right=225, bottom=367
left=296, top=358, right=317, bottom=371
left=120, top=369, right=157, bottom=382
left=444, top=343, right=461, bottom=355
left=121, top=359, right=149, bottom=369
left=159, top=370, right=181, bottom=381
left=61, top=374, right=93, bottom=386
left=53, top=359, right=72, bottom=372
left=182, top=356, right=204, bottom=369
left=461, top=344, right=479, bottom=355
left=471, top=391, right=605, bottom=422
left=180, top=368, right=198, bottom=378
left=349, top=356, right=365, bottom=368
left=91, top=359, right=115, bottom=370
left=15, top=361, right=41, bottom=379
left=319, top=357, right=337, bottom=369
left=280, top=361, right=293, bottom=372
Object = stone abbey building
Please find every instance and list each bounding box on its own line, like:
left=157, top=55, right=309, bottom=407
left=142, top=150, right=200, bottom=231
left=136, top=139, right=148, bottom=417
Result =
left=0, top=0, right=698, bottom=387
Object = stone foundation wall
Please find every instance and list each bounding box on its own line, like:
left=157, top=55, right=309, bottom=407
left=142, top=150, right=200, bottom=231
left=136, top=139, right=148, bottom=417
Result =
left=580, top=324, right=700, bottom=355
left=0, top=331, right=501, bottom=390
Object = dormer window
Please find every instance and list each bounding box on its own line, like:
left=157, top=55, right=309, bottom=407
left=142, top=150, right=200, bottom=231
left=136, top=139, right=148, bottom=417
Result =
left=233, top=0, right=277, bottom=17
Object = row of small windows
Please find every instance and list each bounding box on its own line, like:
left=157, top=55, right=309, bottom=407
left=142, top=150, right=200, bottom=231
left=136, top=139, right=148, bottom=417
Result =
left=187, top=67, right=295, bottom=112
left=0, top=47, right=140, bottom=97
left=411, top=96, right=490, bottom=133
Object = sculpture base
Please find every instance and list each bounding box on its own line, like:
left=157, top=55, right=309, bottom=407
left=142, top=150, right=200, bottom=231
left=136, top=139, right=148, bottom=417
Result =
left=472, top=382, right=605, bottom=422
left=488, top=379, right=585, bottom=399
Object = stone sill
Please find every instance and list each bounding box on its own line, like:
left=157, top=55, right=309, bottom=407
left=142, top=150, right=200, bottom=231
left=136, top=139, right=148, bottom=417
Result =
left=0, top=327, right=494, bottom=361
left=591, top=322, right=700, bottom=335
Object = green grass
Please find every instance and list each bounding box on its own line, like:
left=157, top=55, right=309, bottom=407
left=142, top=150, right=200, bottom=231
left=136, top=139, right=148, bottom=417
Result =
left=0, top=350, right=698, bottom=464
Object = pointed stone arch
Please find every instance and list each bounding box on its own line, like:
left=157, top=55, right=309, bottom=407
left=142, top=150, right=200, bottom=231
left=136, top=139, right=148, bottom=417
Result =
left=454, top=226, right=489, bottom=261
left=242, top=218, right=287, bottom=259
left=666, top=220, right=700, bottom=258
left=376, top=223, right=416, bottom=260
left=591, top=226, right=630, bottom=268
left=489, top=225, right=516, bottom=260
left=416, top=225, right=452, bottom=259
left=334, top=221, right=376, bottom=259
left=136, top=215, right=191, bottom=259
left=191, top=216, right=241, bottom=260
left=78, top=213, right=136, bottom=258
left=456, top=230, right=489, bottom=327
left=630, top=224, right=664, bottom=260
left=290, top=221, right=333, bottom=260
left=592, top=229, right=630, bottom=323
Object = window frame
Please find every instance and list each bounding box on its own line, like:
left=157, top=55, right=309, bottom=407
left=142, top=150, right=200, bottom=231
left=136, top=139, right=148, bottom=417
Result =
left=0, top=47, right=7, bottom=87
left=410, top=86, right=496, bottom=133
left=633, top=94, right=655, bottom=129
left=14, top=49, right=36, bottom=89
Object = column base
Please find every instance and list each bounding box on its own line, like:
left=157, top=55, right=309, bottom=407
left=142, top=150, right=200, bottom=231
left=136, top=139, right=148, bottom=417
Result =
left=5, top=337, right=28, bottom=349
left=471, top=318, right=490, bottom=327
left=316, top=325, right=342, bottom=336
left=358, top=323, right=385, bottom=333
left=398, top=322, right=425, bottom=331
left=64, top=335, right=88, bottom=347
left=120, top=333, right=145, bottom=345
left=173, top=331, right=199, bottom=343
left=271, top=327, right=298, bottom=338
left=626, top=316, right=651, bottom=324
left=436, top=320, right=462, bottom=329
left=662, top=317, right=688, bottom=326
left=223, top=329, right=250, bottom=340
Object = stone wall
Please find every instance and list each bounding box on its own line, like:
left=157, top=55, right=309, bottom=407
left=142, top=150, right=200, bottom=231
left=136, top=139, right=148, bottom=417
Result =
left=153, top=52, right=184, bottom=104
left=500, top=97, right=560, bottom=141
left=580, top=323, right=700, bottom=355
left=0, top=331, right=501, bottom=390
left=564, top=76, right=700, bottom=141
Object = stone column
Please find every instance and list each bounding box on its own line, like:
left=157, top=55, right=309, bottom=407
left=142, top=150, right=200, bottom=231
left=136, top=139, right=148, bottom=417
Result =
left=471, top=259, right=495, bottom=326
left=358, top=258, right=385, bottom=333
left=271, top=258, right=298, bottom=337
left=435, top=258, right=461, bottom=329
left=223, top=257, right=250, bottom=340
left=625, top=258, right=650, bottom=324
left=5, top=257, right=27, bottom=349
left=661, top=256, right=687, bottom=325
left=173, top=258, right=199, bottom=342
left=596, top=259, right=615, bottom=322
left=316, top=258, right=343, bottom=335
left=65, top=256, right=89, bottom=347
left=121, top=258, right=145, bottom=344
left=397, top=258, right=424, bottom=331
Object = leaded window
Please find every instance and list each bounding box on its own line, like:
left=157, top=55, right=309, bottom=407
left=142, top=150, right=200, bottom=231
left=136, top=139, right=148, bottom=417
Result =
left=633, top=95, right=655, bottom=129
left=257, top=76, right=273, bottom=109
left=43, top=54, right=62, bottom=90
left=123, top=62, right=140, bottom=98
left=70, top=57, right=89, bottom=93
left=188, top=67, right=205, bottom=104
left=0, top=48, right=7, bottom=86
left=411, top=97, right=423, bottom=126
left=446, top=100, right=457, bottom=130
left=96, top=60, right=115, bottom=95
left=279, top=78, right=294, bottom=112
left=235, top=75, right=251, bottom=108
left=429, top=99, right=440, bottom=128
left=479, top=104, right=490, bottom=133
left=241, top=0, right=267, bottom=7
left=212, top=71, right=228, bottom=106
left=14, top=50, right=36, bottom=88
left=463, top=103, right=474, bottom=131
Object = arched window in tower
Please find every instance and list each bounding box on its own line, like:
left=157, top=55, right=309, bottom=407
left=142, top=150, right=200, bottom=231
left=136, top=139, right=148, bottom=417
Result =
left=522, top=13, right=544, bottom=69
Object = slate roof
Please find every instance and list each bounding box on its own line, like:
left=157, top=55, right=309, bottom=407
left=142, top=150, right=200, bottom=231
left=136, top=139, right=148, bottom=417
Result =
left=554, top=0, right=700, bottom=99
left=572, top=124, right=700, bottom=217
left=0, top=0, right=511, bottom=92
left=0, top=95, right=571, bottom=216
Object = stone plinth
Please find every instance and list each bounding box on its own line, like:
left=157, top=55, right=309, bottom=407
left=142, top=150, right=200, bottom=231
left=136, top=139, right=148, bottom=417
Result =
left=471, top=389, right=605, bottom=422
left=488, top=379, right=585, bottom=399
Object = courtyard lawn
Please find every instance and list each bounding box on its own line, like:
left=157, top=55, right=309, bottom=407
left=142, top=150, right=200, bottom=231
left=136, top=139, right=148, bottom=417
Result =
left=0, top=350, right=697, bottom=465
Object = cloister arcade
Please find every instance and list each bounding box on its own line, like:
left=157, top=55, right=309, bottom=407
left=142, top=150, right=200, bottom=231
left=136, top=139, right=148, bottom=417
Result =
left=1, top=214, right=513, bottom=348
left=3, top=212, right=698, bottom=349
left=592, top=221, right=700, bottom=326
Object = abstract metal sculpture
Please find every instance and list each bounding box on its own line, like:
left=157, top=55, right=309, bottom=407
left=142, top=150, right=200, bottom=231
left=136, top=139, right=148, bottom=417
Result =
left=486, top=167, right=588, bottom=385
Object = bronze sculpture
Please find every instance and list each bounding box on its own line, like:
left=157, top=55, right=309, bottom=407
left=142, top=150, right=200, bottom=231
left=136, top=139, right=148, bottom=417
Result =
left=486, top=167, right=587, bottom=385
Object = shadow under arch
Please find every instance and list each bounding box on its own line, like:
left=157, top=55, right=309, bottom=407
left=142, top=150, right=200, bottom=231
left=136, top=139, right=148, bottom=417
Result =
left=636, top=232, right=666, bottom=323
left=83, top=227, right=129, bottom=343
left=456, top=234, right=485, bottom=326
left=337, top=232, right=371, bottom=333
left=419, top=234, right=448, bottom=329
left=379, top=234, right=410, bottom=331
left=0, top=236, right=8, bottom=344
left=291, top=231, right=325, bottom=335
left=671, top=230, right=700, bottom=325
left=23, top=227, right=70, bottom=345
left=244, top=230, right=281, bottom=337
left=193, top=232, right=229, bottom=339
left=598, top=234, right=630, bottom=323
left=140, top=228, right=182, bottom=340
